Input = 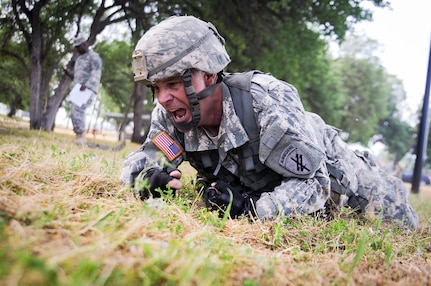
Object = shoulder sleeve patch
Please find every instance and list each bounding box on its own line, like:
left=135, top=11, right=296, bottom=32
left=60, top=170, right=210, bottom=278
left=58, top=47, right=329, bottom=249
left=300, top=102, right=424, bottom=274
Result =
left=152, top=131, right=183, bottom=161
left=279, top=145, right=312, bottom=175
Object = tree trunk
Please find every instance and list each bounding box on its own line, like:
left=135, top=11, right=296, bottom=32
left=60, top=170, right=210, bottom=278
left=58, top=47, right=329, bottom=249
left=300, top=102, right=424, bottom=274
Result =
left=131, top=83, right=147, bottom=144
left=29, top=36, right=43, bottom=130
left=40, top=74, right=73, bottom=131
left=7, top=95, right=22, bottom=117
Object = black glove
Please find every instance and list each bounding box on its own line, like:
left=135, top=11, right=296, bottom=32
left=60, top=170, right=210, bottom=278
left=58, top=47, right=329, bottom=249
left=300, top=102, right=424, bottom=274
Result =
left=204, top=180, right=256, bottom=218
left=137, top=166, right=179, bottom=200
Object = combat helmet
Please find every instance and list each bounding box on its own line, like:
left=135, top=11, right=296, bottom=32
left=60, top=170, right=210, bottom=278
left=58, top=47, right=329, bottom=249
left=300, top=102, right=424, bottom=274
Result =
left=132, top=15, right=231, bottom=131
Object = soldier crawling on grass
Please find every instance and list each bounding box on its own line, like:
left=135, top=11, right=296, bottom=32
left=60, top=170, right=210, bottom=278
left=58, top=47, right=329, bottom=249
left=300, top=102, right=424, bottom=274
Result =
left=120, top=16, right=419, bottom=230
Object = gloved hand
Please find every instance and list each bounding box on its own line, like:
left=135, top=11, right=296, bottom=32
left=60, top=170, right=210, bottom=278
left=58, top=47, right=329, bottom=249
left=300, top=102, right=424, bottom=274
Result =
left=137, top=166, right=180, bottom=200
left=204, top=180, right=256, bottom=218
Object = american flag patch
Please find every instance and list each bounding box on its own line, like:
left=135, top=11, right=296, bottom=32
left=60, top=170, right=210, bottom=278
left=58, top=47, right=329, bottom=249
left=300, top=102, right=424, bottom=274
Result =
left=152, top=131, right=182, bottom=161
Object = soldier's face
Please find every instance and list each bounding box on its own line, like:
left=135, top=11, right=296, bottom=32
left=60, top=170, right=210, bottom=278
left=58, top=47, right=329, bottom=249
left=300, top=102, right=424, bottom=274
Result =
left=75, top=42, right=88, bottom=54
left=153, top=71, right=212, bottom=126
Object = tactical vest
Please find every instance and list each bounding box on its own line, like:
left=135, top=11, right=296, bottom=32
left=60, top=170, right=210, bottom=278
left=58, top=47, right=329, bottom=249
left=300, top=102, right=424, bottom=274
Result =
left=183, top=71, right=365, bottom=207
left=184, top=71, right=283, bottom=196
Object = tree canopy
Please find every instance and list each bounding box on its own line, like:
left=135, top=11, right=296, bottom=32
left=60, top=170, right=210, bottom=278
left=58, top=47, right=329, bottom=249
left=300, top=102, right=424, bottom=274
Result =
left=1, top=0, right=416, bottom=156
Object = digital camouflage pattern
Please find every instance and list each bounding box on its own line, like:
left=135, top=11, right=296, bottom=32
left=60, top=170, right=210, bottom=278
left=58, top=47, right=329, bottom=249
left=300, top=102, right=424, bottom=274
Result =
left=70, top=50, right=102, bottom=135
left=70, top=98, right=93, bottom=135
left=315, top=110, right=419, bottom=229
left=121, top=72, right=419, bottom=230
left=74, top=36, right=87, bottom=47
left=73, top=50, right=102, bottom=94
left=132, top=16, right=230, bottom=85
left=123, top=15, right=418, bottom=230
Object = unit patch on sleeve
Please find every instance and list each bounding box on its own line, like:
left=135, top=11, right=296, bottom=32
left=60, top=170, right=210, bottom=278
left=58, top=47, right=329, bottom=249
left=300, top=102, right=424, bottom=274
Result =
left=279, top=144, right=312, bottom=175
left=152, top=131, right=183, bottom=161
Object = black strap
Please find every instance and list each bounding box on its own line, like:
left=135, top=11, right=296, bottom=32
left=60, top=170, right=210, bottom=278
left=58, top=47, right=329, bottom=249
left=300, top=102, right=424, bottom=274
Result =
left=326, top=163, right=351, bottom=196
left=175, top=70, right=200, bottom=131
left=326, top=162, right=368, bottom=211
left=228, top=71, right=259, bottom=141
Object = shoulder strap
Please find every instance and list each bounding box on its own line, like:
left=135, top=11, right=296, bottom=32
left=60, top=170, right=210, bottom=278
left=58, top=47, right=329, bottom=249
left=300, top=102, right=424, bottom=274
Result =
left=224, top=71, right=260, bottom=140
left=223, top=71, right=282, bottom=193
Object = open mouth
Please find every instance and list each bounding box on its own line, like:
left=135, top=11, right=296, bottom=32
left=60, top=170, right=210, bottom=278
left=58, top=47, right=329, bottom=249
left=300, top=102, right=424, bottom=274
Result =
left=170, top=108, right=187, bottom=121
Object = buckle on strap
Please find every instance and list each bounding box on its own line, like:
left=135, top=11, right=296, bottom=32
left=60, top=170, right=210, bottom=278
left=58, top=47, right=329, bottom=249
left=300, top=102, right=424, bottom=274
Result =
left=326, top=162, right=357, bottom=197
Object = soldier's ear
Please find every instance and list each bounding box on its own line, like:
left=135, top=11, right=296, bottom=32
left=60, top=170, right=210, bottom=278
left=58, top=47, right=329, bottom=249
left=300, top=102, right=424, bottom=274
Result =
left=204, top=73, right=217, bottom=85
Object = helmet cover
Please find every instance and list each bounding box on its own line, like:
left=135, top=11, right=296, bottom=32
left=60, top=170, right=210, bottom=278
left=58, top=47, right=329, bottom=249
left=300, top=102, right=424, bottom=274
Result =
left=132, top=16, right=230, bottom=85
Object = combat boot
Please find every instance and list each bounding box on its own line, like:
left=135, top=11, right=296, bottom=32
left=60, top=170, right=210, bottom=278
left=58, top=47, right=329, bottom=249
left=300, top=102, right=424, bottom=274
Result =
left=75, top=133, right=87, bottom=145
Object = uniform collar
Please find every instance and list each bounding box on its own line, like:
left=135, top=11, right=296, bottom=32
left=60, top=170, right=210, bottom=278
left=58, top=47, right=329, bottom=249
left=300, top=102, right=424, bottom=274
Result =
left=182, top=82, right=249, bottom=152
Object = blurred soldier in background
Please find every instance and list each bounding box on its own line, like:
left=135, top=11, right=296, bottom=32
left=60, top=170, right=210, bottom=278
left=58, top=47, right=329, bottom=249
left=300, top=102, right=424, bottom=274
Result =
left=65, top=36, right=102, bottom=145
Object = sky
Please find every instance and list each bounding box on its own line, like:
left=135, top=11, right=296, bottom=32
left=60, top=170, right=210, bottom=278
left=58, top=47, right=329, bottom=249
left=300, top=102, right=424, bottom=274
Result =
left=353, top=0, right=431, bottom=121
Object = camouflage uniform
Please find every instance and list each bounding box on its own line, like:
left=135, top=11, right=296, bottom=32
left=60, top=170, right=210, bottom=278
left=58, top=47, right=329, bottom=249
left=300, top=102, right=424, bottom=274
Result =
left=121, top=71, right=419, bottom=230
left=121, top=16, right=419, bottom=230
left=71, top=50, right=102, bottom=135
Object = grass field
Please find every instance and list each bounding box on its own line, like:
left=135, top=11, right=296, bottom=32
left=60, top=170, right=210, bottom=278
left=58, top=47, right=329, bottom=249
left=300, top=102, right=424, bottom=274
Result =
left=1, top=117, right=430, bottom=286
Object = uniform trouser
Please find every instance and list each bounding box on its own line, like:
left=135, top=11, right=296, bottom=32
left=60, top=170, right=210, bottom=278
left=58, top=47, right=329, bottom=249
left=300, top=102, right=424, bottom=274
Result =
left=70, top=98, right=92, bottom=135
left=255, top=113, right=419, bottom=230
left=325, top=128, right=419, bottom=230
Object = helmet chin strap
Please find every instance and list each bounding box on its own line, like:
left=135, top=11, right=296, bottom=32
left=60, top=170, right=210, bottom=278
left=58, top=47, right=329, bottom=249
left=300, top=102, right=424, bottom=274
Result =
left=173, top=70, right=222, bottom=131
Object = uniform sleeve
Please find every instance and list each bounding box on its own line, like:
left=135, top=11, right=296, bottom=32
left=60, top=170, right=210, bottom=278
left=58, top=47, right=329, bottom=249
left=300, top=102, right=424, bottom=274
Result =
left=250, top=73, right=331, bottom=217
left=256, top=166, right=330, bottom=218
left=252, top=73, right=326, bottom=178
left=120, top=104, right=185, bottom=186
left=85, top=53, right=102, bottom=93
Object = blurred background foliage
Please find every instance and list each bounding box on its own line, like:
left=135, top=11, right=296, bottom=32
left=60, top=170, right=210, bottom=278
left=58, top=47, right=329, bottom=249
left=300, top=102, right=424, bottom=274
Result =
left=0, top=0, right=419, bottom=168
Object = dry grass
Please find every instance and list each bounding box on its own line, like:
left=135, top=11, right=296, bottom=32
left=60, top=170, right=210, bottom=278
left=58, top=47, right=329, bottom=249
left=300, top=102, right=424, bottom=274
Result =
left=1, top=117, right=430, bottom=286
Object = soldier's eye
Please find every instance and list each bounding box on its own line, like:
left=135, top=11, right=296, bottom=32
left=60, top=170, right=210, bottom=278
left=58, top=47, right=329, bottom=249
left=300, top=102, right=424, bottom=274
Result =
left=167, top=81, right=181, bottom=88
